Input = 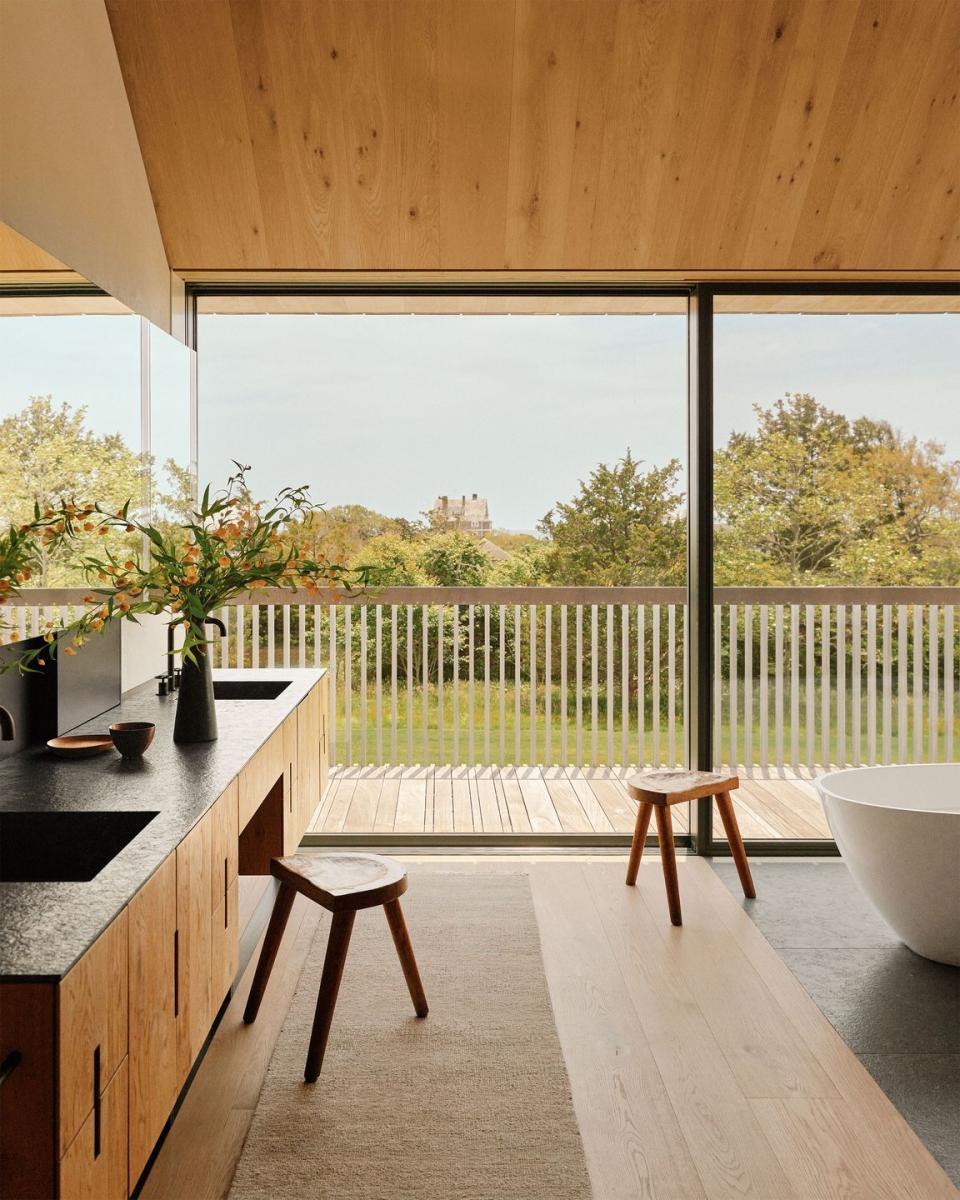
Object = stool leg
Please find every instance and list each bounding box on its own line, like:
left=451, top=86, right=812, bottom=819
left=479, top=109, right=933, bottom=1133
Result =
left=243, top=881, right=296, bottom=1025
left=304, top=910, right=356, bottom=1082
left=654, top=805, right=682, bottom=926
left=715, top=791, right=756, bottom=899
left=625, top=801, right=654, bottom=886
left=384, top=898, right=429, bottom=1018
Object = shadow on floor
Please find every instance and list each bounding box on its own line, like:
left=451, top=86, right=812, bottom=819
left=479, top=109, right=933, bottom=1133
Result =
left=712, top=860, right=960, bottom=1187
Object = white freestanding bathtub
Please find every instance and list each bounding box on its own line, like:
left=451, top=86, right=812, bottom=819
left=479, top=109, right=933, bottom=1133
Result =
left=817, top=764, right=960, bottom=966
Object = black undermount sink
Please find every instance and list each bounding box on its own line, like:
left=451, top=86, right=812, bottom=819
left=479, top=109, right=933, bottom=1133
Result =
left=0, top=810, right=158, bottom=882
left=212, top=680, right=291, bottom=701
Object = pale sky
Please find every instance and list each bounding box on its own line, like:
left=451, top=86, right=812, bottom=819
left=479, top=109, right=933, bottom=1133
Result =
left=1, top=310, right=957, bottom=532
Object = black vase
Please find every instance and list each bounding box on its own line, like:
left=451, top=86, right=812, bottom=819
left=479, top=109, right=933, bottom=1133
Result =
left=173, top=643, right=218, bottom=743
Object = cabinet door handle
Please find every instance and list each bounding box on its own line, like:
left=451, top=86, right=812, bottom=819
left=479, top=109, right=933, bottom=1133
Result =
left=0, top=1050, right=21, bottom=1089
left=224, top=857, right=229, bottom=929
left=93, top=1044, right=101, bottom=1159
left=173, top=929, right=180, bottom=1018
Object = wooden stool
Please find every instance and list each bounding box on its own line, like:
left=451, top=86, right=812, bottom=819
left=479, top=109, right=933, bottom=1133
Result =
left=624, top=770, right=756, bottom=926
left=243, top=852, right=428, bottom=1082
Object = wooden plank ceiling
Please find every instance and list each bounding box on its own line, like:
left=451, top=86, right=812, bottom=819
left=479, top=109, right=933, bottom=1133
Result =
left=105, top=0, right=960, bottom=274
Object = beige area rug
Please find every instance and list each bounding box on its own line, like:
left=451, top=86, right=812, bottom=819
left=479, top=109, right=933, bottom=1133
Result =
left=228, top=873, right=592, bottom=1200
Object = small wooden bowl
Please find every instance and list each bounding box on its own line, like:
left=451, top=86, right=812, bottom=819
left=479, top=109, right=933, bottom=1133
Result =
left=109, top=722, right=156, bottom=759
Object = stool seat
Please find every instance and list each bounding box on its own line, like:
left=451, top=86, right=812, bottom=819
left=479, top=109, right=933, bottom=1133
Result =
left=245, top=852, right=428, bottom=1081
left=625, top=771, right=755, bottom=925
left=273, top=851, right=408, bottom=912
left=626, top=770, right=739, bottom=805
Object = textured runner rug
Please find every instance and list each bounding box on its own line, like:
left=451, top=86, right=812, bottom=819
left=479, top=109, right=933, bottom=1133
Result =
left=228, top=872, right=592, bottom=1200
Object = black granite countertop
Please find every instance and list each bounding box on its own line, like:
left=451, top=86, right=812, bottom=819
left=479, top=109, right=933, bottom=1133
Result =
left=0, top=668, right=324, bottom=982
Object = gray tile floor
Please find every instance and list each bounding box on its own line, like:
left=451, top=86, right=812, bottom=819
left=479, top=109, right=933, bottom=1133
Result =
left=712, top=860, right=960, bottom=1186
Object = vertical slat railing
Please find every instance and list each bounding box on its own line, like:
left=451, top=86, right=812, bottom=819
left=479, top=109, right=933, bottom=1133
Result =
left=78, top=585, right=950, bottom=781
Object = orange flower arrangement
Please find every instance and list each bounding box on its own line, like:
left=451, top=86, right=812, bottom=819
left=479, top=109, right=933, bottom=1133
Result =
left=7, top=464, right=368, bottom=673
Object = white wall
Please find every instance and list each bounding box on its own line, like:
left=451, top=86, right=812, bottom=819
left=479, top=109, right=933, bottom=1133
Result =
left=0, top=0, right=173, bottom=332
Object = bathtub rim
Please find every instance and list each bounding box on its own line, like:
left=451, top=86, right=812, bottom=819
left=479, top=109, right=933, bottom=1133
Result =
left=816, top=762, right=960, bottom=817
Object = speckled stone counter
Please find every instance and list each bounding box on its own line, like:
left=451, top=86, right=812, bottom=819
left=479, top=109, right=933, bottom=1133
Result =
left=0, top=668, right=324, bottom=981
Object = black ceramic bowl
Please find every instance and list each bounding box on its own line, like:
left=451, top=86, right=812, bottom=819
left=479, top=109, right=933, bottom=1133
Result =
left=109, top=721, right=156, bottom=759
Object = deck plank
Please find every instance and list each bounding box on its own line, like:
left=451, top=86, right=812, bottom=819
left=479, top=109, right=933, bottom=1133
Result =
left=497, top=766, right=532, bottom=832
left=473, top=766, right=504, bottom=832
left=433, top=765, right=454, bottom=833
left=516, top=766, right=563, bottom=833
left=451, top=766, right=474, bottom=831
left=393, top=765, right=430, bottom=833
left=342, top=766, right=385, bottom=832
left=310, top=765, right=833, bottom=840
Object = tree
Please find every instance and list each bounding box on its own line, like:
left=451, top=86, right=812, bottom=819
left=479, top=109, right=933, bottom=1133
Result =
left=416, top=532, right=491, bottom=586
left=0, top=396, right=146, bottom=584
left=538, top=451, right=685, bottom=585
left=292, top=504, right=416, bottom=566
left=714, top=394, right=960, bottom=584
left=353, top=533, right=425, bottom=585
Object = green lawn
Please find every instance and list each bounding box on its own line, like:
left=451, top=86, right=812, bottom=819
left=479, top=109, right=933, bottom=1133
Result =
left=327, top=680, right=957, bottom=767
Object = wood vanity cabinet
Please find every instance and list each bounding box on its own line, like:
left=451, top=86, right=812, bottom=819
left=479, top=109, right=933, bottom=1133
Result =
left=127, top=855, right=178, bottom=1190
left=175, top=811, right=214, bottom=1084
left=58, top=911, right=129, bottom=1200
left=59, top=1059, right=128, bottom=1200
left=298, top=681, right=323, bottom=834
left=282, top=710, right=299, bottom=855
left=238, top=726, right=284, bottom=831
left=319, top=679, right=329, bottom=799
left=3, top=675, right=327, bottom=1199
left=127, top=782, right=239, bottom=1191
left=210, top=780, right=239, bottom=1012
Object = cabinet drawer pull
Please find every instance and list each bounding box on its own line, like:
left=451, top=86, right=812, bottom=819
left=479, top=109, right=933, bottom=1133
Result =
left=92, top=1044, right=101, bottom=1159
left=0, top=1049, right=21, bottom=1089
left=173, top=929, right=180, bottom=1017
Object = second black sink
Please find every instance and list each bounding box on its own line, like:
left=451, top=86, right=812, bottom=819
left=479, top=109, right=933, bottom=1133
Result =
left=0, top=810, right=159, bottom=882
left=212, top=680, right=291, bottom=700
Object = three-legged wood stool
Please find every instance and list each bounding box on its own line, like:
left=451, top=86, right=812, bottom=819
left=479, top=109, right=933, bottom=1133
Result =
left=624, top=770, right=756, bottom=926
left=243, top=852, right=428, bottom=1082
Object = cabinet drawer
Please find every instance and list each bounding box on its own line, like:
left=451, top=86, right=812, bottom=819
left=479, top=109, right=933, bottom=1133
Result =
left=176, top=812, right=214, bottom=1085
left=319, top=678, right=329, bottom=797
left=238, top=727, right=284, bottom=830
left=282, top=710, right=299, bottom=855
left=210, top=779, right=239, bottom=914
left=298, top=684, right=322, bottom=831
left=59, top=1057, right=128, bottom=1200
left=128, top=854, right=178, bottom=1190
left=58, top=911, right=128, bottom=1155
left=211, top=878, right=239, bottom=1010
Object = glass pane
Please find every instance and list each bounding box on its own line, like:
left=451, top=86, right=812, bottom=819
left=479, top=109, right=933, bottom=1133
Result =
left=198, top=299, right=689, bottom=837
left=0, top=312, right=143, bottom=584
left=149, top=323, right=193, bottom=530
left=714, top=296, right=960, bottom=840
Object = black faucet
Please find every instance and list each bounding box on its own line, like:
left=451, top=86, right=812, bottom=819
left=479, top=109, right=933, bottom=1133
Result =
left=0, top=705, right=14, bottom=741
left=160, top=617, right=227, bottom=695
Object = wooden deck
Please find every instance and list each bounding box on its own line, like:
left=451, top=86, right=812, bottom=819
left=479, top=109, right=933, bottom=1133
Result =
left=308, top=765, right=830, bottom=839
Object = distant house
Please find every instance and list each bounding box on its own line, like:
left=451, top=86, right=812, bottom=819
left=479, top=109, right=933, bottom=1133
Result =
left=431, top=493, right=493, bottom=534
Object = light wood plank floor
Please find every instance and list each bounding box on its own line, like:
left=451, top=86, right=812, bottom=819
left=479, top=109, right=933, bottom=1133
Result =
left=309, top=765, right=830, bottom=838
left=141, top=859, right=955, bottom=1200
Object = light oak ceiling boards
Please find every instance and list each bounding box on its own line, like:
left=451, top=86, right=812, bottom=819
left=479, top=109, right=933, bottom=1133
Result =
left=105, top=0, right=960, bottom=274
